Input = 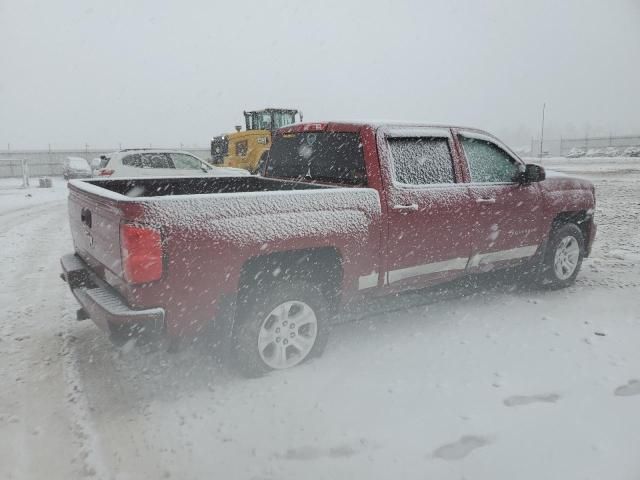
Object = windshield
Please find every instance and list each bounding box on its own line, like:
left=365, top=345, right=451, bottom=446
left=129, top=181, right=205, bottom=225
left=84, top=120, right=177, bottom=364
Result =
left=267, top=131, right=366, bottom=185
left=65, top=157, right=89, bottom=169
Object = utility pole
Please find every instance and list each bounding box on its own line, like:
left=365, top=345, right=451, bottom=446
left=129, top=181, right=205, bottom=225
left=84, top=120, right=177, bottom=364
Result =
left=539, top=103, right=546, bottom=159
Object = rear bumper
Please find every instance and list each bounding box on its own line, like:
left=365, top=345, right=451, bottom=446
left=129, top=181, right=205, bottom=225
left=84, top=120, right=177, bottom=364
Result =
left=60, top=253, right=165, bottom=334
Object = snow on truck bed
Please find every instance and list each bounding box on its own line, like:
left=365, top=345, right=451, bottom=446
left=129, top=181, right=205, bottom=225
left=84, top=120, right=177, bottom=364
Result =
left=71, top=176, right=382, bottom=244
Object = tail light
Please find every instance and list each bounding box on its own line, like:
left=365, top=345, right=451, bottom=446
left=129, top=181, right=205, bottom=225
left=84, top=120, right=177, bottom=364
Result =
left=98, top=168, right=114, bottom=176
left=120, top=223, right=163, bottom=284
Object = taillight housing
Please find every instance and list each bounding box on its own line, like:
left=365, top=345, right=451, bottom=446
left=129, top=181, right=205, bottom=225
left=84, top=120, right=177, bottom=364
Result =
left=120, top=223, right=163, bottom=284
left=98, top=168, right=114, bottom=176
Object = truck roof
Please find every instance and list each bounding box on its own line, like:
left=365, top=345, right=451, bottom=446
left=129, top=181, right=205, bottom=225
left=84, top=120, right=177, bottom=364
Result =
left=277, top=121, right=489, bottom=134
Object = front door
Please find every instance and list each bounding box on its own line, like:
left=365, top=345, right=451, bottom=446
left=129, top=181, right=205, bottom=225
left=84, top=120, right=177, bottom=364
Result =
left=380, top=127, right=474, bottom=292
left=456, top=131, right=545, bottom=271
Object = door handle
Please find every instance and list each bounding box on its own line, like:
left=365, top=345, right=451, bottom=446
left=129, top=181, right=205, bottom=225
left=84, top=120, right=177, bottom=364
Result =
left=393, top=204, right=419, bottom=211
left=475, top=198, right=496, bottom=204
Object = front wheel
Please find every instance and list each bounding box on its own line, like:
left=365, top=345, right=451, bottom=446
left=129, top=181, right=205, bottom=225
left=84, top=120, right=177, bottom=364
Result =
left=538, top=223, right=585, bottom=289
left=233, top=282, right=329, bottom=377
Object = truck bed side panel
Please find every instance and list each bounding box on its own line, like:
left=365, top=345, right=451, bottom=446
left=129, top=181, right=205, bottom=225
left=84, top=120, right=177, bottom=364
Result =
left=129, top=188, right=382, bottom=336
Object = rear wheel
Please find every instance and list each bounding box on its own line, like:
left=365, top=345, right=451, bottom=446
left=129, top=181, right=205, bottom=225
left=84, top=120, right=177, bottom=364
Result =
left=233, top=282, right=329, bottom=377
left=538, top=223, right=585, bottom=289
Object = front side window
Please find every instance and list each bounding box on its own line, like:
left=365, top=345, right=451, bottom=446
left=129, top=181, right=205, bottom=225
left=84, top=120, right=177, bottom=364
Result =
left=388, top=137, right=455, bottom=185
left=460, top=136, right=519, bottom=183
left=170, top=153, right=203, bottom=170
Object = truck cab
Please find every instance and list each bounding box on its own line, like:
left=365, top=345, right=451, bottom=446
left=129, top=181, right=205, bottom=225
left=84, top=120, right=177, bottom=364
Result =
left=62, top=121, right=596, bottom=376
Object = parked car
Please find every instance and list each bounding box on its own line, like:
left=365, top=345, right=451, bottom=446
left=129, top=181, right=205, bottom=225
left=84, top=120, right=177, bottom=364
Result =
left=603, top=147, right=620, bottom=157
left=92, top=149, right=249, bottom=178
left=623, top=146, right=640, bottom=157
left=586, top=148, right=605, bottom=157
left=63, top=156, right=92, bottom=179
left=566, top=148, right=585, bottom=158
left=61, top=122, right=597, bottom=376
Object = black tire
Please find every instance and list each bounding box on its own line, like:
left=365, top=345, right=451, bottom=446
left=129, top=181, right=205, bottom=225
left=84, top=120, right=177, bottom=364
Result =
left=538, top=223, right=585, bottom=289
left=233, top=282, right=330, bottom=377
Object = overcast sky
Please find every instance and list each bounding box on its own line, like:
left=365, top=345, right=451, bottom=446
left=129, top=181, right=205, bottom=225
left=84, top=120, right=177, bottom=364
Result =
left=1, top=0, right=639, bottom=150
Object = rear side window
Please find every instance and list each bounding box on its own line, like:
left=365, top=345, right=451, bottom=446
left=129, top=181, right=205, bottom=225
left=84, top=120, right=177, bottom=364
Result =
left=388, top=137, right=455, bottom=185
left=460, top=137, right=519, bottom=183
left=122, top=153, right=174, bottom=169
left=267, top=132, right=366, bottom=185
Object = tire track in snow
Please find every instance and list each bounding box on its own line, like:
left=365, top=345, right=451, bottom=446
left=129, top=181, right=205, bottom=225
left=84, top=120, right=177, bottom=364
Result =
left=61, top=301, right=110, bottom=479
left=0, top=201, right=107, bottom=479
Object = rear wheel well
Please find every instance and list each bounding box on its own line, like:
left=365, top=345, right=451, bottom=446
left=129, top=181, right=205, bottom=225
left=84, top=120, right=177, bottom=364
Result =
left=237, top=247, right=343, bottom=315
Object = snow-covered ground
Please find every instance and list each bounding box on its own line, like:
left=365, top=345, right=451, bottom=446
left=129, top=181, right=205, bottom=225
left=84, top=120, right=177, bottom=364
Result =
left=0, top=162, right=639, bottom=480
left=0, top=177, right=68, bottom=215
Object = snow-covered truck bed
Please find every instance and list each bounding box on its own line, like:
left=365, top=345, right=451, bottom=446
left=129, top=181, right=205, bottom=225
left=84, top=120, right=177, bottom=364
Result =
left=61, top=122, right=596, bottom=376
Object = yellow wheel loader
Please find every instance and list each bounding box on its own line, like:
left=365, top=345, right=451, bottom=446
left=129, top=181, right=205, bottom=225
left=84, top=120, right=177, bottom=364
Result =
left=210, top=108, right=302, bottom=173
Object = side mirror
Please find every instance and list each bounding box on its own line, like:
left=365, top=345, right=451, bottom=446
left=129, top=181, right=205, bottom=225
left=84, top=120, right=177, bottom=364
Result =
left=517, top=163, right=546, bottom=184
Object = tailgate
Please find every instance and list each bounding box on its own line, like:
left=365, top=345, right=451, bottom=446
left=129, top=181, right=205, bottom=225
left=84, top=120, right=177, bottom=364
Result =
left=67, top=184, right=126, bottom=285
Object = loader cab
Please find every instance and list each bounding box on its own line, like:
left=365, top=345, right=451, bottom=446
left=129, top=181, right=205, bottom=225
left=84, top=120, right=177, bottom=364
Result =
left=244, top=109, right=300, bottom=131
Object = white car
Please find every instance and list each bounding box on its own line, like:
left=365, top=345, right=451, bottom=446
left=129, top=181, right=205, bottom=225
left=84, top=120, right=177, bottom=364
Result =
left=566, top=147, right=585, bottom=158
left=585, top=148, right=605, bottom=157
left=623, top=146, right=640, bottom=157
left=63, top=156, right=93, bottom=179
left=603, top=147, right=620, bottom=157
left=93, top=149, right=249, bottom=178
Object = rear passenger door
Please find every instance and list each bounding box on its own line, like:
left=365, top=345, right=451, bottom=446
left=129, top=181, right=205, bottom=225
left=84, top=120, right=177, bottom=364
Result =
left=379, top=127, right=474, bottom=291
left=456, top=131, right=545, bottom=271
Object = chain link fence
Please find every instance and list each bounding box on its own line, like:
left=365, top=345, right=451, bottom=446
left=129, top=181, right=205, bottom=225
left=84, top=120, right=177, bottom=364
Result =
left=530, top=135, right=640, bottom=157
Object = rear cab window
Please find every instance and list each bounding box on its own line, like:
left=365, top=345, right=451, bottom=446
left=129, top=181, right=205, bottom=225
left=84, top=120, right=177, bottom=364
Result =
left=266, top=131, right=366, bottom=185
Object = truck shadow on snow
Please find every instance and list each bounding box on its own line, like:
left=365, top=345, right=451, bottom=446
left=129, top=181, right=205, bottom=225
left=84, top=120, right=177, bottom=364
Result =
left=70, top=268, right=552, bottom=408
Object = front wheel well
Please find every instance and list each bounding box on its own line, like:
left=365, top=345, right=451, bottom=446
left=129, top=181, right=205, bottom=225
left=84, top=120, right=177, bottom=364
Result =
left=550, top=210, right=593, bottom=253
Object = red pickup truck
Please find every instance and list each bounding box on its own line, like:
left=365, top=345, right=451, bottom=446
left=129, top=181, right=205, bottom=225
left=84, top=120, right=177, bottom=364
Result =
left=61, top=122, right=596, bottom=376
